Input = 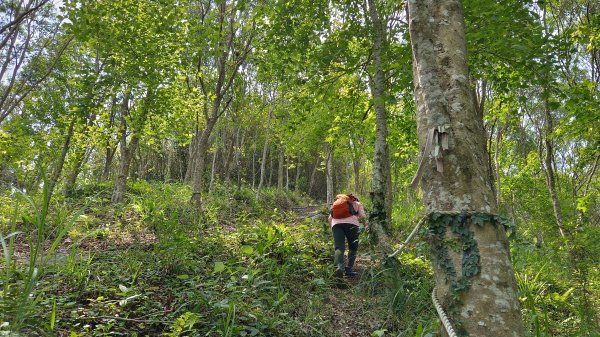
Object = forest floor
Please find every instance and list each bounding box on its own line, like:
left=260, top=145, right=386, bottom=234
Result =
left=2, top=188, right=438, bottom=337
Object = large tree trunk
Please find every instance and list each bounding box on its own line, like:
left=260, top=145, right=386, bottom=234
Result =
left=367, top=0, right=392, bottom=237
left=407, top=1, right=524, bottom=336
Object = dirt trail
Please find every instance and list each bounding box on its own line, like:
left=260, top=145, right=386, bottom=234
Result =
left=292, top=205, right=382, bottom=337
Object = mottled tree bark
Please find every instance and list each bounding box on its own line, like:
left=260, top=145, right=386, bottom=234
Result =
left=407, top=1, right=524, bottom=336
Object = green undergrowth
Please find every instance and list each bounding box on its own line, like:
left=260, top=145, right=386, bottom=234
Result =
left=512, top=235, right=600, bottom=337
left=0, top=182, right=440, bottom=337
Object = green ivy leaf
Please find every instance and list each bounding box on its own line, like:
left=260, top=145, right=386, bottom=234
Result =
left=471, top=213, right=489, bottom=226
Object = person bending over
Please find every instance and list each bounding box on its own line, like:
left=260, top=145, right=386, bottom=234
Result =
left=328, top=193, right=367, bottom=278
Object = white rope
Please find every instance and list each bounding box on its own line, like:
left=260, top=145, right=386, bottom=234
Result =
left=387, top=215, right=427, bottom=258
left=432, top=287, right=458, bottom=337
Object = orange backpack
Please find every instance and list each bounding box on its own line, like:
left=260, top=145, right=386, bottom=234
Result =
left=331, top=194, right=358, bottom=219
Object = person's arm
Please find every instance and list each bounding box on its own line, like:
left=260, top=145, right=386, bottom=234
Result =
left=356, top=202, right=368, bottom=228
left=356, top=202, right=366, bottom=218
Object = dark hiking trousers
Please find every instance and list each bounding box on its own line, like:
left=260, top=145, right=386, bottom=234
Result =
left=332, top=223, right=359, bottom=270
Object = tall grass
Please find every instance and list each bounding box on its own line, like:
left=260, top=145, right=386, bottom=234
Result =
left=0, top=181, right=84, bottom=334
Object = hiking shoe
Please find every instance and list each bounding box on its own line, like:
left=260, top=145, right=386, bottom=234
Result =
left=344, top=267, right=358, bottom=277
left=334, top=267, right=344, bottom=278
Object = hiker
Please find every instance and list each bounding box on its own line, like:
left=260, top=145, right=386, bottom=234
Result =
left=328, top=193, right=367, bottom=278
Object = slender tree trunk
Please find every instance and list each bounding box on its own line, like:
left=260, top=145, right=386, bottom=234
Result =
left=285, top=155, right=289, bottom=190
left=64, top=111, right=97, bottom=196
left=209, top=139, right=218, bottom=191
left=268, top=147, right=274, bottom=186
left=542, top=96, right=566, bottom=237
left=367, top=0, right=392, bottom=235
left=165, top=141, right=173, bottom=182
left=295, top=157, right=301, bottom=193
left=278, top=143, right=285, bottom=191
left=47, top=117, right=76, bottom=206
left=308, top=154, right=321, bottom=196
left=101, top=146, right=116, bottom=181
left=64, top=146, right=88, bottom=197
left=234, top=130, right=245, bottom=187
left=222, top=127, right=236, bottom=183
left=353, top=153, right=361, bottom=195
left=100, top=99, right=118, bottom=182
left=407, top=1, right=524, bottom=336
left=345, top=154, right=352, bottom=192
left=326, top=144, right=334, bottom=205
left=494, top=123, right=503, bottom=208
left=190, top=117, right=218, bottom=210
left=111, top=135, right=139, bottom=204
left=111, top=92, right=135, bottom=204
left=256, top=109, right=272, bottom=198
left=184, top=136, right=196, bottom=183
left=252, top=146, right=256, bottom=189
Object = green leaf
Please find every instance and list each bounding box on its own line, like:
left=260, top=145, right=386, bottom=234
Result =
left=214, top=261, right=226, bottom=273
left=50, top=297, right=57, bottom=331
left=372, top=328, right=387, bottom=337
left=241, top=245, right=254, bottom=255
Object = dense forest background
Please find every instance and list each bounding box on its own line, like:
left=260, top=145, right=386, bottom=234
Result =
left=0, top=0, right=598, bottom=336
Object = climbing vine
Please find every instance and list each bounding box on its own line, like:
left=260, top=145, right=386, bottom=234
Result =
left=426, top=211, right=515, bottom=336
